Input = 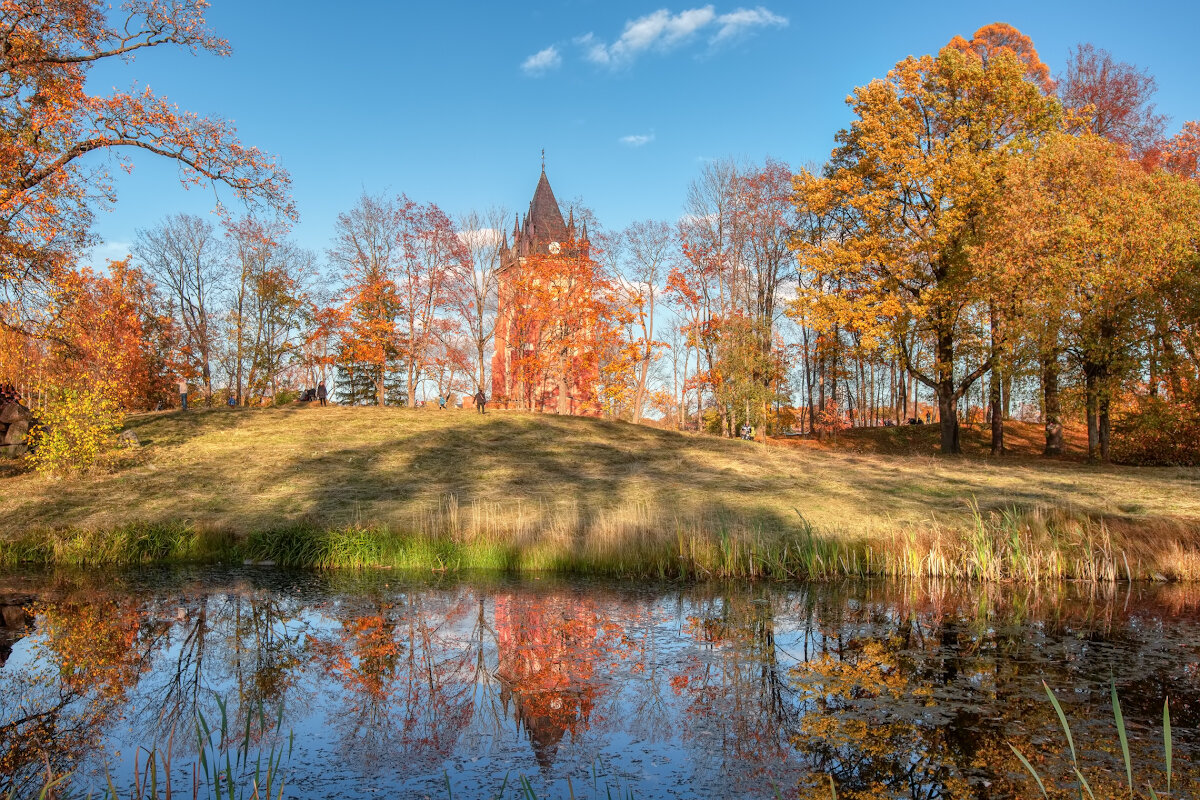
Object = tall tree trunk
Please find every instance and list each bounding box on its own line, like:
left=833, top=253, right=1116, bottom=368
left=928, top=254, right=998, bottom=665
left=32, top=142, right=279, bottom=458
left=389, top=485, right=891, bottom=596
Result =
left=989, top=366, right=1004, bottom=456
left=988, top=299, right=1003, bottom=455
left=935, top=329, right=960, bottom=454
left=1084, top=366, right=1100, bottom=462
left=1100, top=397, right=1112, bottom=462
left=407, top=360, right=418, bottom=408
left=938, top=390, right=959, bottom=454
left=1042, top=352, right=1063, bottom=456
left=201, top=358, right=213, bottom=406
left=1084, top=318, right=1116, bottom=463
left=633, top=351, right=649, bottom=425
left=1002, top=371, right=1013, bottom=420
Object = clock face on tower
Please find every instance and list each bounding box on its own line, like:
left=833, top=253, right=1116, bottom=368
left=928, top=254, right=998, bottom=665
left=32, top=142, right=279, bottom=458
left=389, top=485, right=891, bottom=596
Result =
left=548, top=241, right=561, bottom=255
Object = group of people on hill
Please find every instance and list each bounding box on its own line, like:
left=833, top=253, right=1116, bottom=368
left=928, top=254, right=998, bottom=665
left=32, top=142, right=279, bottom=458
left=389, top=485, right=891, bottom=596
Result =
left=174, top=377, right=490, bottom=413
left=431, top=390, right=489, bottom=413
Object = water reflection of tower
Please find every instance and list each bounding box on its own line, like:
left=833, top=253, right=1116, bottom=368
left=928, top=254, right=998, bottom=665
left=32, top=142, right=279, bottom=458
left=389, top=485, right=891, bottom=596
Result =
left=493, top=594, right=599, bottom=770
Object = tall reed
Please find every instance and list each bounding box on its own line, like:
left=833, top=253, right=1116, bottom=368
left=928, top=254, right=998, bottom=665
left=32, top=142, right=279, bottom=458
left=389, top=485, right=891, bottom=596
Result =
left=0, top=496, right=1185, bottom=582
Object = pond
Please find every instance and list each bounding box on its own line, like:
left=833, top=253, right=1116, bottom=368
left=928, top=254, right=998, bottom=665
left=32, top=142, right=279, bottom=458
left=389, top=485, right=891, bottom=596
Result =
left=0, top=567, right=1197, bottom=799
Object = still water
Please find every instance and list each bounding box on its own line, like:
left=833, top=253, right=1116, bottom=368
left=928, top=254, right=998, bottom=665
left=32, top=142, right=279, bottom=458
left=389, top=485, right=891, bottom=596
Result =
left=0, top=567, right=1197, bottom=799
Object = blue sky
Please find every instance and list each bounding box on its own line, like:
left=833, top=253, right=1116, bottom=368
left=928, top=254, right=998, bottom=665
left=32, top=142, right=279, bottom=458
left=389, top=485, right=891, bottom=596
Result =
left=84, top=0, right=1200, bottom=266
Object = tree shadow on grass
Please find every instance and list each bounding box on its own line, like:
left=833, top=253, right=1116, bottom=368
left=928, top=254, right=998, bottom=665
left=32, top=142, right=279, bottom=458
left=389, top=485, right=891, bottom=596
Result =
left=5, top=410, right=1198, bottom=547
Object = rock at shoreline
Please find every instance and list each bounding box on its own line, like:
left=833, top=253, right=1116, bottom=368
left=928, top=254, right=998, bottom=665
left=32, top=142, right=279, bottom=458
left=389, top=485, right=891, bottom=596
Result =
left=2, top=419, right=28, bottom=446
left=0, top=402, right=32, bottom=458
left=0, top=402, right=27, bottom=425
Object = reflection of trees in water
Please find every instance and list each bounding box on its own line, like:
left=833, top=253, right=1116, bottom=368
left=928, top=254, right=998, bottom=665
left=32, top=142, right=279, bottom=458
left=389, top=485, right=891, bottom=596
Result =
left=0, top=595, right=158, bottom=795
left=307, top=589, right=479, bottom=770
left=128, top=589, right=311, bottom=752
left=659, top=581, right=1200, bottom=799
left=0, top=574, right=1198, bottom=798
left=671, top=586, right=809, bottom=794
left=781, top=582, right=1200, bottom=799
left=0, top=583, right=313, bottom=796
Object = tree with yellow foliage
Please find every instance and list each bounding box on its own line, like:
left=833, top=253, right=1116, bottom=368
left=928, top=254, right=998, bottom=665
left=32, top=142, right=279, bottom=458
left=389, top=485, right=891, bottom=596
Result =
left=791, top=29, right=1062, bottom=454
left=988, top=133, right=1200, bottom=461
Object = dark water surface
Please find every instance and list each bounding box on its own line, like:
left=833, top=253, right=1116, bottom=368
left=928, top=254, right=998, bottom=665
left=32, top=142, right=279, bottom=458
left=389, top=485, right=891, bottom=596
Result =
left=1, top=567, right=1197, bottom=799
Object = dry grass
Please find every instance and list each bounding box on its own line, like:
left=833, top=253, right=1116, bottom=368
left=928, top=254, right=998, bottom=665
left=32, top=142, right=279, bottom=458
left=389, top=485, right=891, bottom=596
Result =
left=0, top=404, right=1197, bottom=578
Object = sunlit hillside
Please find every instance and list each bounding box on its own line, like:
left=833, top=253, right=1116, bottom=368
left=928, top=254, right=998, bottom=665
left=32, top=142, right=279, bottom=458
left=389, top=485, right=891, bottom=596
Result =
left=1, top=405, right=1197, bottom=579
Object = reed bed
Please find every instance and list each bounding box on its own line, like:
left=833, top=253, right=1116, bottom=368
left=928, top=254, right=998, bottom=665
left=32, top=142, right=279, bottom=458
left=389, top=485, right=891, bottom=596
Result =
left=2, top=496, right=1194, bottom=582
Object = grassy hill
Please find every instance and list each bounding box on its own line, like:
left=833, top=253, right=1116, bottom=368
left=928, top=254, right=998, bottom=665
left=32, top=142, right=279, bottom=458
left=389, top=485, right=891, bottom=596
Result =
left=1, top=405, right=1197, bottom=579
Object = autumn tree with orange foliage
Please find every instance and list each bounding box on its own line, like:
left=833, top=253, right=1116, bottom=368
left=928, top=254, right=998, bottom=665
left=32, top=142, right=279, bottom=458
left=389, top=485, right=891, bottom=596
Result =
left=328, top=193, right=404, bottom=406
left=949, top=22, right=1055, bottom=92
left=1154, top=120, right=1200, bottom=411
left=0, top=0, right=291, bottom=335
left=0, top=257, right=174, bottom=405
left=792, top=29, right=1063, bottom=454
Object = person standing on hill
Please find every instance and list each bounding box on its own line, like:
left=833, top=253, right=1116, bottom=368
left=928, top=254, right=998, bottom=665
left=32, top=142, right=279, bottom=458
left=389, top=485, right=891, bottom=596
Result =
left=474, top=389, right=487, bottom=414
left=178, top=377, right=188, bottom=411
left=317, top=381, right=328, bottom=407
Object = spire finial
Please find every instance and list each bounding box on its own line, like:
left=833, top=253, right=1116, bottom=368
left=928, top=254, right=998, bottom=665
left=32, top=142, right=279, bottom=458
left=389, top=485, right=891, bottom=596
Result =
left=541, top=148, right=545, bottom=172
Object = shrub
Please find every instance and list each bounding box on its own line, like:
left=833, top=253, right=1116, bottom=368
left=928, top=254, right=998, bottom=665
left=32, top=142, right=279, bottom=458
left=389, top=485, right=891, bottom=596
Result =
left=814, top=399, right=848, bottom=439
left=26, top=387, right=124, bottom=474
left=1111, top=395, right=1200, bottom=466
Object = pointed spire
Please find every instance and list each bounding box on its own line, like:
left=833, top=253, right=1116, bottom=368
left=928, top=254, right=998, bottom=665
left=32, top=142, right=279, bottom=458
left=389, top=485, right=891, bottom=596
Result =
left=513, top=213, right=520, bottom=239
left=566, top=207, right=575, bottom=238
left=527, top=169, right=567, bottom=245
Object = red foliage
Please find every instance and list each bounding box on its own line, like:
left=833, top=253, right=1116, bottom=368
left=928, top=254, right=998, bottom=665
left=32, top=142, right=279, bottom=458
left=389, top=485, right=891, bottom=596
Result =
left=1059, top=43, right=1167, bottom=159
left=0, top=257, right=175, bottom=408
left=1111, top=395, right=1200, bottom=466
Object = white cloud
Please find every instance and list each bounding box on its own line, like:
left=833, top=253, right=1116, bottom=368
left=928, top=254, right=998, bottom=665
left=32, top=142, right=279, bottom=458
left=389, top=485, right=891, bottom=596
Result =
left=619, top=133, right=656, bottom=147
left=521, top=45, right=561, bottom=76
left=585, top=7, right=715, bottom=66
left=457, top=228, right=503, bottom=248
left=580, top=6, right=786, bottom=68
left=712, top=6, right=788, bottom=43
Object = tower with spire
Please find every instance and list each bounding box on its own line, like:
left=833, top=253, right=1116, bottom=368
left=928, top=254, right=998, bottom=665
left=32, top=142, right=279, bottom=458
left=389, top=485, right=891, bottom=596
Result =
left=491, top=161, right=595, bottom=413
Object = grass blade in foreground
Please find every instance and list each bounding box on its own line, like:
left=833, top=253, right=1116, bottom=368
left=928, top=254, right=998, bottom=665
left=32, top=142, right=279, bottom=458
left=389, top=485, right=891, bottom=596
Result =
left=1008, top=743, right=1050, bottom=800
left=1112, top=679, right=1133, bottom=796
left=1164, top=698, right=1172, bottom=796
